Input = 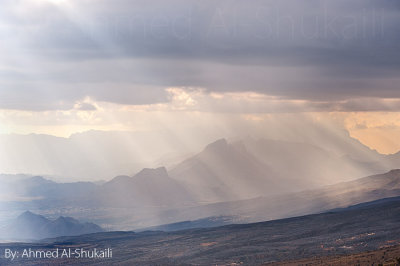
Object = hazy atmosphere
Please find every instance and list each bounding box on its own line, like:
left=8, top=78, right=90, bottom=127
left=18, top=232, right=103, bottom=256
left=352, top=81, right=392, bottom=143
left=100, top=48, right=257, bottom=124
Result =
left=0, top=0, right=400, bottom=183
left=1, top=1, right=400, bottom=265
left=1, top=0, right=400, bottom=155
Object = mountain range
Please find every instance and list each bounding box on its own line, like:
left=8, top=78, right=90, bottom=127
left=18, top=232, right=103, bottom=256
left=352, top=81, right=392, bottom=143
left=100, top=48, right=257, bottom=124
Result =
left=2, top=196, right=400, bottom=265
left=169, top=138, right=392, bottom=202
left=100, top=167, right=194, bottom=207
left=163, top=169, right=400, bottom=228
left=1, top=134, right=400, bottom=265
left=1, top=129, right=399, bottom=182
left=2, top=136, right=400, bottom=231
left=2, top=136, right=395, bottom=204
left=2, top=166, right=400, bottom=233
left=0, top=211, right=103, bottom=240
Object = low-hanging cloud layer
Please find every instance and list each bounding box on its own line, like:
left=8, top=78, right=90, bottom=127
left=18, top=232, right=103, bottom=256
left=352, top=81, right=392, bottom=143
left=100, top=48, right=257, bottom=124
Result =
left=1, top=0, right=400, bottom=111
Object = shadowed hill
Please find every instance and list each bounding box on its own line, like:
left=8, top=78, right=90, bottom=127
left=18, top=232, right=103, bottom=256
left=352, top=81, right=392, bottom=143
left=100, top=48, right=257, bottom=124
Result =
left=2, top=196, right=400, bottom=265
left=170, top=139, right=288, bottom=202
left=0, top=211, right=103, bottom=240
left=159, top=169, right=400, bottom=227
left=100, top=167, right=194, bottom=207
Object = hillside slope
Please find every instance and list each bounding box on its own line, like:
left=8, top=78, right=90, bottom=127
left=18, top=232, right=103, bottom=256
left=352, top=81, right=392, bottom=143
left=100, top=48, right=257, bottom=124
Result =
left=2, top=197, right=400, bottom=265
left=0, top=211, right=103, bottom=240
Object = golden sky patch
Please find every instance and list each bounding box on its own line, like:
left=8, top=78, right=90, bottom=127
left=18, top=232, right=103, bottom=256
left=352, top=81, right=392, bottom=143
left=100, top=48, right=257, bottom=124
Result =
left=343, top=112, right=400, bottom=154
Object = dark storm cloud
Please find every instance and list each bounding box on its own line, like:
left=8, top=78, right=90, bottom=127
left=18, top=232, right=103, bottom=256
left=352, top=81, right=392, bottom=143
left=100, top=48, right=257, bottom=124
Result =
left=0, top=0, right=399, bottom=110
left=0, top=85, right=168, bottom=111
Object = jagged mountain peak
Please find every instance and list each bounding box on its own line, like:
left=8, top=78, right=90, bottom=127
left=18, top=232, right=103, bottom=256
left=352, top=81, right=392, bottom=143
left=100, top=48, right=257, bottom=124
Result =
left=55, top=216, right=79, bottom=224
left=18, top=210, right=42, bottom=219
left=384, top=169, right=400, bottom=178
left=204, top=138, right=228, bottom=152
left=136, top=167, right=168, bottom=178
left=108, top=175, right=131, bottom=183
left=1, top=211, right=104, bottom=240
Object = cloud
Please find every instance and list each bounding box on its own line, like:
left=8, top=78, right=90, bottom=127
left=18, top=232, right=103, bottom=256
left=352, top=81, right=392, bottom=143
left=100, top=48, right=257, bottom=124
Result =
left=74, top=102, right=97, bottom=111
left=165, top=88, right=400, bottom=113
left=0, top=0, right=399, bottom=110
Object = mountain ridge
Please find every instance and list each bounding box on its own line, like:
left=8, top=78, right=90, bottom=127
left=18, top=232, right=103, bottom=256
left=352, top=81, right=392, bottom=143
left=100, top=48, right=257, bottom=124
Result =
left=4, top=195, right=400, bottom=265
left=0, top=211, right=104, bottom=241
left=2, top=138, right=400, bottom=232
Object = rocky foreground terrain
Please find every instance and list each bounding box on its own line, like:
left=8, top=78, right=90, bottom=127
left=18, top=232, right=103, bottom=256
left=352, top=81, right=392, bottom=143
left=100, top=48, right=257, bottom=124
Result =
left=1, top=196, right=400, bottom=265
left=268, top=245, right=400, bottom=266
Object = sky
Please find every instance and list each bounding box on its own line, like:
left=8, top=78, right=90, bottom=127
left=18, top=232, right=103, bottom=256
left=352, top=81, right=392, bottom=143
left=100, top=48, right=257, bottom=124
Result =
left=1, top=0, right=400, bottom=154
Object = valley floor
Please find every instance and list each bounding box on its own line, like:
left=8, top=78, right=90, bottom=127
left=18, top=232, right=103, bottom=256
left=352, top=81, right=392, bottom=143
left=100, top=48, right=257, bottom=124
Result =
left=2, top=197, right=400, bottom=265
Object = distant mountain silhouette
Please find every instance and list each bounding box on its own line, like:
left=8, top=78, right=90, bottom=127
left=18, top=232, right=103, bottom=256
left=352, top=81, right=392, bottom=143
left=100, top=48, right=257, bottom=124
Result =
left=0, top=211, right=103, bottom=240
left=101, top=167, right=194, bottom=207
left=11, top=176, right=97, bottom=201
left=0, top=131, right=198, bottom=180
left=165, top=169, right=400, bottom=225
left=170, top=139, right=288, bottom=202
left=168, top=138, right=387, bottom=202
left=2, top=138, right=400, bottom=231
left=241, top=138, right=387, bottom=187
left=0, top=130, right=394, bottom=181
left=7, top=196, right=400, bottom=265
